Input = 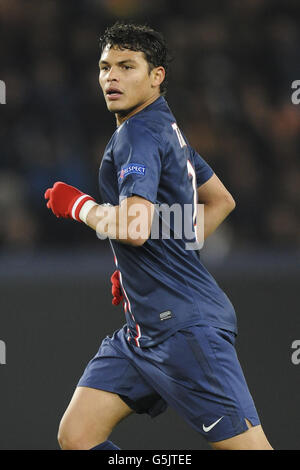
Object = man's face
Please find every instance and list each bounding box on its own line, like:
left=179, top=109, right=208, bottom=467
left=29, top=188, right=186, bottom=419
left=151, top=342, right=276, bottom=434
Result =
left=99, top=45, right=160, bottom=116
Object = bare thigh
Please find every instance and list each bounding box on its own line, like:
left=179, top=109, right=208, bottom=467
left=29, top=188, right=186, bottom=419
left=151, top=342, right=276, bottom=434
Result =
left=209, top=420, right=273, bottom=450
left=58, top=386, right=133, bottom=450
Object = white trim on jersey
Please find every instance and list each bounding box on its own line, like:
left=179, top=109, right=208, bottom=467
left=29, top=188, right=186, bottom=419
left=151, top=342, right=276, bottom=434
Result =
left=110, top=242, right=142, bottom=348
left=187, top=159, right=199, bottom=244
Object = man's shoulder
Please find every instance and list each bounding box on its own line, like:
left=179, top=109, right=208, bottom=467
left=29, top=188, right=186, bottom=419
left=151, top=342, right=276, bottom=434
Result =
left=116, top=114, right=163, bottom=145
left=113, top=97, right=174, bottom=148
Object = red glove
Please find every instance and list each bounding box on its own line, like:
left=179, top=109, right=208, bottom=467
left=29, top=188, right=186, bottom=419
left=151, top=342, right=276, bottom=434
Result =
left=111, top=270, right=123, bottom=306
left=44, top=182, right=96, bottom=222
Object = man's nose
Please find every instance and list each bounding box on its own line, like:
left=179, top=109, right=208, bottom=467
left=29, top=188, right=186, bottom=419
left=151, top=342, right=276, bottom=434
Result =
left=107, top=66, right=119, bottom=82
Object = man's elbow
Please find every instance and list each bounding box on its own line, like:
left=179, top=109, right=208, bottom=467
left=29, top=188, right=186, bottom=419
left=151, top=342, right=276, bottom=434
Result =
left=128, top=236, right=149, bottom=247
left=224, top=192, right=236, bottom=213
left=115, top=234, right=148, bottom=247
left=125, top=227, right=152, bottom=247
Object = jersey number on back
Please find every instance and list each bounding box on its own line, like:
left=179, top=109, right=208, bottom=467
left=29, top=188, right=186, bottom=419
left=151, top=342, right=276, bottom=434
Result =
left=172, top=122, right=203, bottom=250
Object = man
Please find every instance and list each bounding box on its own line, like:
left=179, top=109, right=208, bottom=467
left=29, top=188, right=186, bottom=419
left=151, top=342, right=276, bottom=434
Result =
left=44, top=22, right=273, bottom=450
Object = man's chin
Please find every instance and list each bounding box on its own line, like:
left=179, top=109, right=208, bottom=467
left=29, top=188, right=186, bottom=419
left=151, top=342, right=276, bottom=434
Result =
left=106, top=102, right=126, bottom=114
left=107, top=102, right=134, bottom=117
left=108, top=107, right=124, bottom=115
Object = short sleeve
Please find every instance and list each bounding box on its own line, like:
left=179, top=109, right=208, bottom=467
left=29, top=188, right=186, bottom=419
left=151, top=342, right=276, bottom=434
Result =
left=191, top=147, right=214, bottom=187
left=113, top=120, right=162, bottom=204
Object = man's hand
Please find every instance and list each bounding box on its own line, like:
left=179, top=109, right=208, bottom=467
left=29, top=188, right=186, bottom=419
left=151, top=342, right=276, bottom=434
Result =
left=111, top=270, right=123, bottom=306
left=44, top=182, right=96, bottom=222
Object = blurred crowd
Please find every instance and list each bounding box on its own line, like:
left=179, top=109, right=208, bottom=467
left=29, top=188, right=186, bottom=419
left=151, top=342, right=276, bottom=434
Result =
left=1, top=0, right=299, bottom=253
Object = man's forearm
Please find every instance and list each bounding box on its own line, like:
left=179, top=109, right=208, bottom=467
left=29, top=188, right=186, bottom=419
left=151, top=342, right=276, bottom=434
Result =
left=197, top=199, right=235, bottom=241
left=85, top=203, right=128, bottom=241
left=85, top=199, right=152, bottom=246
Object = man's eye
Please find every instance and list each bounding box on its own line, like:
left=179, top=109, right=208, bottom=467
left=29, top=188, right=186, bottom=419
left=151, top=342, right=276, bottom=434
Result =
left=122, top=65, right=132, bottom=70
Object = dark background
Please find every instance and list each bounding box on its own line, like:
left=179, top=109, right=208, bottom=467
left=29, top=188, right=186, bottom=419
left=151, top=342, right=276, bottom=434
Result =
left=0, top=0, right=299, bottom=450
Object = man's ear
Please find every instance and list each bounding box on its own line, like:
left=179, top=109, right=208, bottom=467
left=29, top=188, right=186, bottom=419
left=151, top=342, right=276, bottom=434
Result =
left=151, top=66, right=165, bottom=88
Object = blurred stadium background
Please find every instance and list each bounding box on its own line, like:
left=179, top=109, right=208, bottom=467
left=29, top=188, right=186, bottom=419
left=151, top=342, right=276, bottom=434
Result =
left=0, top=0, right=299, bottom=450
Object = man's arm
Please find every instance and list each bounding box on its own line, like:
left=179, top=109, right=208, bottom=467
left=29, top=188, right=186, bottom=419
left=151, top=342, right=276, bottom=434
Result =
left=44, top=182, right=154, bottom=247
left=86, top=195, right=154, bottom=247
left=196, top=173, right=236, bottom=240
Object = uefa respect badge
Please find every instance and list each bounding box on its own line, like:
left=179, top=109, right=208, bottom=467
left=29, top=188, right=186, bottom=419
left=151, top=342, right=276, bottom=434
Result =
left=119, top=163, right=146, bottom=180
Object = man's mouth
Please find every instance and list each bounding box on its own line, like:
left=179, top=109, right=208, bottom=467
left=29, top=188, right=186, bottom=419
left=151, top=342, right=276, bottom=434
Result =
left=106, top=88, right=123, bottom=100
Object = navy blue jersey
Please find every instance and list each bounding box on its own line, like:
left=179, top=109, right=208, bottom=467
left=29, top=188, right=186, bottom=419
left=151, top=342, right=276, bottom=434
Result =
left=99, top=96, right=237, bottom=347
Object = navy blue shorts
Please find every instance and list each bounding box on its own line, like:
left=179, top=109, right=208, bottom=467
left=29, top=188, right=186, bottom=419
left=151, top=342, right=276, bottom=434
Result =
left=78, top=324, right=260, bottom=442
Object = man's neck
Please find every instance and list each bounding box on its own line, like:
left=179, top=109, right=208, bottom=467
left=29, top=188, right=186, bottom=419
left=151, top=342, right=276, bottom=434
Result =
left=115, top=94, right=161, bottom=127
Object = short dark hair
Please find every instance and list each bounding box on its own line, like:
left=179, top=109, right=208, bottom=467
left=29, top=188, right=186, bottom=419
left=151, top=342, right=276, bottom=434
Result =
left=99, top=22, right=170, bottom=95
